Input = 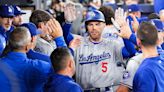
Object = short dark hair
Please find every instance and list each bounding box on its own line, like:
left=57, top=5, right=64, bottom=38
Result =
left=99, top=6, right=114, bottom=25
left=50, top=47, right=72, bottom=72
left=30, top=10, right=53, bottom=28
left=137, top=22, right=158, bottom=46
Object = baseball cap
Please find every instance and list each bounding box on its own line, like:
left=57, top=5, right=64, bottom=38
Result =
left=128, top=4, right=140, bottom=13
left=20, top=22, right=42, bottom=37
left=85, top=10, right=105, bottom=23
left=12, top=5, right=26, bottom=16
left=151, top=19, right=164, bottom=32
left=0, top=5, right=15, bottom=18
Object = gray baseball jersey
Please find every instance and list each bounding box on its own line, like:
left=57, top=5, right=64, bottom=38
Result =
left=120, top=54, right=143, bottom=89
left=34, top=37, right=56, bottom=56
left=102, top=26, right=124, bottom=48
left=75, top=37, right=125, bottom=90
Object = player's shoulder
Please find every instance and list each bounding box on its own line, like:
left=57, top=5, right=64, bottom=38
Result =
left=67, top=81, right=82, bottom=92
left=129, top=54, right=143, bottom=64
left=26, top=58, right=51, bottom=72
left=126, top=54, right=144, bottom=71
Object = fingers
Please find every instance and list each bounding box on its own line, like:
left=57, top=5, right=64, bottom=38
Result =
left=64, top=2, right=76, bottom=22
left=111, top=17, right=121, bottom=30
left=47, top=24, right=52, bottom=34
left=47, top=19, right=63, bottom=38
left=124, top=12, right=127, bottom=21
left=69, top=37, right=82, bottom=50
left=114, top=31, right=122, bottom=37
left=115, top=9, right=118, bottom=19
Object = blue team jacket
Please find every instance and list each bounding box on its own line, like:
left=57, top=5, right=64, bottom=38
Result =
left=0, top=25, right=14, bottom=55
left=133, top=54, right=164, bottom=92
left=0, top=51, right=51, bottom=92
left=44, top=74, right=83, bottom=92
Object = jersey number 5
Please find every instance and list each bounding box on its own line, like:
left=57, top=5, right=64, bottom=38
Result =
left=102, top=62, right=108, bottom=73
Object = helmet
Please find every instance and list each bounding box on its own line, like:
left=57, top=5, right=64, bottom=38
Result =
left=85, top=10, right=105, bottom=23
left=0, top=5, right=15, bottom=18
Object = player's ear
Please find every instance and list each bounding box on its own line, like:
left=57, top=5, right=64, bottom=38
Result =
left=38, top=22, right=44, bottom=29
left=137, top=38, right=141, bottom=47
left=68, top=58, right=73, bottom=69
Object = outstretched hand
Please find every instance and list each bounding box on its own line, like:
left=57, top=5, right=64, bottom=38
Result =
left=47, top=19, right=63, bottom=39
left=111, top=7, right=127, bottom=30
left=112, top=8, right=132, bottom=39
left=69, top=35, right=82, bottom=51
left=64, top=2, right=77, bottom=23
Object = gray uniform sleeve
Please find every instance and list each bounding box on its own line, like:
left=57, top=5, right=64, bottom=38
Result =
left=34, top=38, right=54, bottom=56
left=120, top=54, right=143, bottom=89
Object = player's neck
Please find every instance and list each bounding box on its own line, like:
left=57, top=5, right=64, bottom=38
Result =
left=89, top=37, right=103, bottom=43
left=57, top=70, right=72, bottom=78
left=142, top=46, right=158, bottom=59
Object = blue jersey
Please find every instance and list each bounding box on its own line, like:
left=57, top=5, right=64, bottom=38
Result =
left=0, top=25, right=14, bottom=55
left=154, top=0, right=164, bottom=13
left=0, top=60, right=20, bottom=92
left=62, top=23, right=74, bottom=46
left=0, top=51, right=51, bottom=92
left=44, top=74, right=82, bottom=92
left=133, top=54, right=164, bottom=92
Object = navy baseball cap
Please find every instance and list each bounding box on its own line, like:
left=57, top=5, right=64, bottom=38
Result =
left=21, top=22, right=42, bottom=37
left=0, top=5, right=15, bottom=18
left=151, top=19, right=164, bottom=32
left=128, top=4, right=140, bottom=13
left=12, top=5, right=26, bottom=16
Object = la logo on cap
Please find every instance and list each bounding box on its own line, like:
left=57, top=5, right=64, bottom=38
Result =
left=8, top=7, right=12, bottom=13
left=89, top=11, right=96, bottom=17
left=128, top=9, right=132, bottom=12
left=151, top=21, right=155, bottom=26
left=16, top=6, right=21, bottom=11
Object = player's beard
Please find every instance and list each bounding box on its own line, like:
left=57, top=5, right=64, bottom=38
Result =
left=89, top=31, right=101, bottom=42
left=3, top=25, right=11, bottom=31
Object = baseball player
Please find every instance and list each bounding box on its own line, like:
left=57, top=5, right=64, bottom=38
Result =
left=116, top=16, right=164, bottom=92
left=74, top=10, right=125, bottom=92
left=45, top=47, right=83, bottom=92
left=133, top=22, right=164, bottom=92
left=0, top=5, right=15, bottom=55
left=0, top=27, right=51, bottom=92
left=12, top=5, right=26, bottom=27
left=117, top=53, right=143, bottom=92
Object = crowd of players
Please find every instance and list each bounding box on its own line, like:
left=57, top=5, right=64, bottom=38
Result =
left=0, top=0, right=164, bottom=92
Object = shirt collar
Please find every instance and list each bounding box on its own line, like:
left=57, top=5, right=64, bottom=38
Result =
left=6, top=51, right=28, bottom=60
